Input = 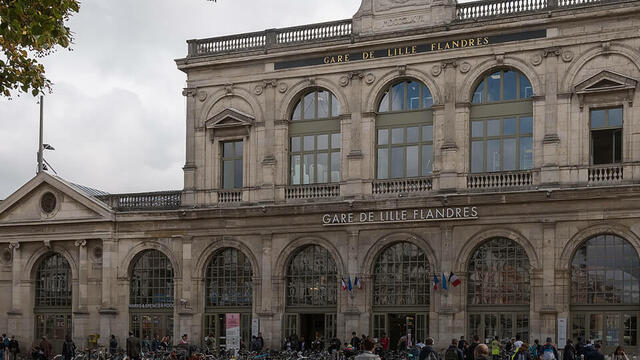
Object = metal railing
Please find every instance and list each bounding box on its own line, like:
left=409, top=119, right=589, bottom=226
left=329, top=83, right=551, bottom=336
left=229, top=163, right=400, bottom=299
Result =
left=285, top=184, right=340, bottom=200
left=373, top=177, right=433, bottom=194
left=467, top=170, right=534, bottom=189
left=218, top=190, right=243, bottom=203
left=98, top=191, right=182, bottom=211
left=588, top=164, right=624, bottom=184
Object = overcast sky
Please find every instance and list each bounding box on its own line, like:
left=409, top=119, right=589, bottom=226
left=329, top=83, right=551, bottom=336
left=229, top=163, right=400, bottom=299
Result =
left=0, top=0, right=361, bottom=199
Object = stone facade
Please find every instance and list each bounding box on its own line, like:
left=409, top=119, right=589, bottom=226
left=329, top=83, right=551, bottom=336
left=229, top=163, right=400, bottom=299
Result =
left=2, top=0, right=640, bottom=353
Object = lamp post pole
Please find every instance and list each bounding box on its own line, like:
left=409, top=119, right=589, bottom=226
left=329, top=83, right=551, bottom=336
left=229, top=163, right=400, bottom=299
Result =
left=37, top=95, right=44, bottom=173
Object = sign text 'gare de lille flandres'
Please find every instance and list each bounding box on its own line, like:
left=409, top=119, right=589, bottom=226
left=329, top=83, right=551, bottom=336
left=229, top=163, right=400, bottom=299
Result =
left=322, top=206, right=479, bottom=226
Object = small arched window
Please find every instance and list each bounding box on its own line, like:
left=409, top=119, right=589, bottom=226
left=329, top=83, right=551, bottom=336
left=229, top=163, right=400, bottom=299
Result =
left=289, top=89, right=342, bottom=185
left=470, top=69, right=534, bottom=173
left=376, top=80, right=434, bottom=179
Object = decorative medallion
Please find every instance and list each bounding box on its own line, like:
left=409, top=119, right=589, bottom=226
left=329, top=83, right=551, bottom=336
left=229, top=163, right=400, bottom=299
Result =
left=278, top=82, right=288, bottom=93
left=254, top=85, right=264, bottom=96
left=40, top=192, right=57, bottom=214
left=197, top=90, right=208, bottom=102
left=431, top=64, right=442, bottom=77
left=339, top=76, right=350, bottom=87
left=365, top=73, right=376, bottom=85
left=460, top=62, right=472, bottom=74
left=530, top=54, right=543, bottom=66
left=561, top=50, right=574, bottom=63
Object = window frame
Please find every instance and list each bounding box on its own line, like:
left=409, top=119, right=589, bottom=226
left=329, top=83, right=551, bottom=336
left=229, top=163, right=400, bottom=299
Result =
left=221, top=139, right=244, bottom=190
left=472, top=69, right=533, bottom=104
left=589, top=106, right=623, bottom=165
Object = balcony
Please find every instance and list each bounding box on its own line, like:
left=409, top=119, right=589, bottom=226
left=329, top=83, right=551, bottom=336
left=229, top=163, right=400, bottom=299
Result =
left=97, top=191, right=182, bottom=211
left=588, top=164, right=624, bottom=185
left=217, top=190, right=243, bottom=204
left=467, top=170, right=535, bottom=190
left=373, top=177, right=433, bottom=195
left=285, top=184, right=340, bottom=200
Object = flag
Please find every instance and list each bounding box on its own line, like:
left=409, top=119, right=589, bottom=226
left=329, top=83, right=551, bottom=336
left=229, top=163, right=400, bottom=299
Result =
left=347, top=276, right=353, bottom=292
left=354, top=276, right=362, bottom=290
left=433, top=273, right=439, bottom=290
left=341, top=278, right=347, bottom=291
left=449, top=272, right=461, bottom=287
left=442, top=273, right=448, bottom=290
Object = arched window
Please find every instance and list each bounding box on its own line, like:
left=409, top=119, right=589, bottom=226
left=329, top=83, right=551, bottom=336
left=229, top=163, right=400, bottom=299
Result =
left=376, top=80, right=434, bottom=180
left=204, top=248, right=253, bottom=350
left=289, top=89, right=341, bottom=185
left=570, top=234, right=640, bottom=349
left=129, top=249, right=175, bottom=340
left=470, top=69, right=534, bottom=173
left=371, top=242, right=431, bottom=346
left=35, top=253, right=72, bottom=348
left=467, top=238, right=531, bottom=341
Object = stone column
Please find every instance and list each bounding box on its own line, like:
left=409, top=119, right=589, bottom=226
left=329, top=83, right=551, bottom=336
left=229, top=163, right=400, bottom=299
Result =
left=343, top=230, right=360, bottom=340
left=99, top=238, right=118, bottom=345
left=259, top=81, right=278, bottom=202
left=7, top=241, right=25, bottom=342
left=182, top=88, right=197, bottom=206
left=439, top=61, right=460, bottom=192
left=541, top=48, right=561, bottom=185
left=538, top=223, right=557, bottom=340
left=344, top=73, right=365, bottom=197
left=74, top=240, right=90, bottom=346
left=179, top=236, right=194, bottom=338
left=258, top=233, right=275, bottom=348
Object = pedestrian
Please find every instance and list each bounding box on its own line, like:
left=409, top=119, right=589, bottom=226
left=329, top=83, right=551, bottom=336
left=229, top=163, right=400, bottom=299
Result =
left=585, top=343, right=604, bottom=360
left=126, top=331, right=141, bottom=360
left=564, top=339, right=576, bottom=360
left=351, top=332, right=361, bottom=351
left=576, top=338, right=585, bottom=358
left=491, top=336, right=501, bottom=360
left=142, top=336, right=151, bottom=353
left=475, top=344, right=490, bottom=360
left=418, top=338, right=439, bottom=360
left=529, top=340, right=541, bottom=360
left=257, top=332, right=264, bottom=352
left=380, top=333, right=390, bottom=352
left=7, top=336, right=19, bottom=360
left=355, top=337, right=380, bottom=360
left=445, top=338, right=464, bottom=360
left=62, top=335, right=76, bottom=360
left=109, top=335, right=118, bottom=356
left=0, top=334, right=5, bottom=360
left=612, top=346, right=629, bottom=360
left=151, top=335, right=161, bottom=352
left=466, top=335, right=480, bottom=360
left=540, top=338, right=558, bottom=360
left=458, top=337, right=466, bottom=351
left=512, top=341, right=530, bottom=360
left=513, top=336, right=523, bottom=352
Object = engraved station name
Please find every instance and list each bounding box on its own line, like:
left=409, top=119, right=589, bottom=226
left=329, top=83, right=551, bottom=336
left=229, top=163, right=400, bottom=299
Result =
left=322, top=206, right=479, bottom=226
left=275, top=29, right=546, bottom=70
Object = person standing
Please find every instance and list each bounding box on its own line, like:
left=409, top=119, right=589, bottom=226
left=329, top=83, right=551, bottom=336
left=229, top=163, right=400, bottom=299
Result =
left=475, top=344, right=491, bottom=360
left=0, top=334, right=5, bottom=360
left=458, top=337, right=466, bottom=352
left=564, top=339, right=576, bottom=360
left=491, top=336, right=501, bottom=360
left=109, top=335, right=118, bottom=356
left=445, top=339, right=465, bottom=360
left=380, top=333, right=390, bottom=352
left=584, top=343, right=604, bottom=360
left=612, top=346, right=629, bottom=360
left=513, top=336, right=523, bottom=352
left=419, top=338, right=439, bottom=360
left=350, top=332, right=361, bottom=351
left=541, top=338, right=558, bottom=360
left=512, top=341, right=530, bottom=360
left=61, top=335, right=76, bottom=360
left=126, top=332, right=141, bottom=360
left=257, top=332, right=264, bottom=352
left=529, top=340, right=541, bottom=360
left=355, top=338, right=381, bottom=360
left=39, top=337, right=52, bottom=360
left=466, top=335, right=480, bottom=360
left=7, top=336, right=19, bottom=360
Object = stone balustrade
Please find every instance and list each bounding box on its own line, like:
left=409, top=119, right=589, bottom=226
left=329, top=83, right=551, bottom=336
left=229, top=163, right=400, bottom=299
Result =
left=285, top=184, right=340, bottom=200
left=467, top=170, right=534, bottom=189
left=218, top=190, right=243, bottom=204
left=588, top=164, right=624, bottom=184
left=98, top=191, right=182, bottom=211
left=372, top=177, right=433, bottom=195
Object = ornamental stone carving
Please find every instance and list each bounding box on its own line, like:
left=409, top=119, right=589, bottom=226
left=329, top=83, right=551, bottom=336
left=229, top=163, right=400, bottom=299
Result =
left=365, top=73, right=376, bottom=85
left=460, top=62, right=472, bottom=73
left=197, top=90, right=208, bottom=102
left=530, top=54, right=543, bottom=66
left=8, top=241, right=19, bottom=250
left=431, top=64, right=442, bottom=77
left=339, top=76, right=350, bottom=87
left=278, top=82, right=288, bottom=93
left=561, top=50, right=574, bottom=63
left=254, top=85, right=264, bottom=96
left=75, top=239, right=87, bottom=248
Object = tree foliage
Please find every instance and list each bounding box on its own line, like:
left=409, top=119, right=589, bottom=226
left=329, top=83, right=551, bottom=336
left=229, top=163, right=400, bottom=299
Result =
left=0, top=0, right=80, bottom=98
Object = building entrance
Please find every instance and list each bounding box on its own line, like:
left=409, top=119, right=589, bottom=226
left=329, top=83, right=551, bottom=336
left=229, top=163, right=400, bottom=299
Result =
left=372, top=312, right=428, bottom=350
left=35, top=313, right=72, bottom=353
left=130, top=312, right=174, bottom=341
left=300, top=314, right=325, bottom=343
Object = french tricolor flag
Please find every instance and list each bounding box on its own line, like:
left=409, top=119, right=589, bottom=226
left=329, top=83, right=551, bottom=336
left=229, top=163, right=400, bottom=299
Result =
left=449, top=272, right=462, bottom=287
left=341, top=278, right=347, bottom=291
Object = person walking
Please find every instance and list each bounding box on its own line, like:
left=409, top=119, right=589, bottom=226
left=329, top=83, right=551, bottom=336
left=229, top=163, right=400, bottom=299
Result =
left=612, top=346, right=629, bottom=360
left=350, top=332, right=361, bottom=351
left=540, top=338, right=558, bottom=360
left=512, top=341, right=530, bottom=360
left=466, top=335, right=480, bottom=360
left=39, top=337, right=52, bottom=360
left=126, top=332, right=141, bottom=360
left=491, top=336, right=501, bottom=360
left=564, top=339, right=576, bottom=360
left=584, top=343, right=604, bottom=360
left=445, top=339, right=465, bottom=360
left=61, top=335, right=76, bottom=360
left=7, top=336, right=19, bottom=360
left=109, top=335, right=118, bottom=356
left=257, top=333, right=264, bottom=352
left=355, top=338, right=380, bottom=360
left=529, top=340, right=541, bottom=360
left=380, top=333, right=390, bottom=352
left=419, top=338, right=439, bottom=360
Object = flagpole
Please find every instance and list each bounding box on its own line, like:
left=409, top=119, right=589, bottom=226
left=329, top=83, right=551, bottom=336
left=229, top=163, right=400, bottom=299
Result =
left=37, top=95, right=44, bottom=173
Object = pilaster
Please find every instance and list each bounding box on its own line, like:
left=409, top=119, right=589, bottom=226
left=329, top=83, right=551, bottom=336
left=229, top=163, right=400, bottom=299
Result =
left=541, top=48, right=561, bottom=185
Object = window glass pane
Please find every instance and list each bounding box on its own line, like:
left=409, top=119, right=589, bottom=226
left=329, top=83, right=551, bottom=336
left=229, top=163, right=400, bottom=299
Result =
left=223, top=142, right=234, bottom=157
left=520, top=74, right=533, bottom=99
left=373, top=242, right=431, bottom=306
left=291, top=137, right=300, bottom=152
left=609, top=107, right=623, bottom=127
left=590, top=314, right=604, bottom=343
left=234, top=159, right=243, bottom=188
left=422, top=145, right=433, bottom=175
left=471, top=141, right=484, bottom=173
left=317, top=134, right=329, bottom=150
left=292, top=101, right=302, bottom=121
left=331, top=152, right=341, bottom=182
left=503, top=118, right=516, bottom=135
left=303, top=135, right=315, bottom=151
left=223, top=160, right=234, bottom=189
left=503, top=138, right=516, bottom=171
left=407, top=81, right=420, bottom=110
left=378, top=129, right=388, bottom=145
left=407, top=127, right=419, bottom=143
left=406, top=146, right=419, bottom=177
left=519, top=136, right=533, bottom=170
left=291, top=155, right=301, bottom=185
left=379, top=91, right=390, bottom=112
left=235, top=141, right=243, bottom=156
left=487, top=119, right=500, bottom=137
left=472, top=80, right=485, bottom=104
left=317, top=91, right=329, bottom=119
left=624, top=315, right=637, bottom=346
left=487, top=139, right=500, bottom=171
left=391, top=128, right=404, bottom=144
left=520, top=116, right=533, bottom=134
left=303, top=154, right=314, bottom=184
left=331, top=94, right=340, bottom=117
left=591, top=109, right=606, bottom=128
left=592, top=129, right=615, bottom=165
left=377, top=148, right=388, bottom=179
left=391, top=147, right=403, bottom=178
left=615, top=129, right=622, bottom=163
left=472, top=121, right=484, bottom=138
left=317, top=153, right=328, bottom=183
left=331, top=133, right=341, bottom=149
left=503, top=70, right=517, bottom=101
left=391, top=83, right=404, bottom=111
left=422, top=85, right=433, bottom=108
left=303, top=92, right=316, bottom=120
left=422, top=125, right=433, bottom=142
left=487, top=72, right=501, bottom=102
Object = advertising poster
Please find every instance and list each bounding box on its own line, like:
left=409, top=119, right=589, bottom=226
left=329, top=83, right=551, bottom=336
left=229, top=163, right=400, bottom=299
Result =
left=226, top=313, right=241, bottom=355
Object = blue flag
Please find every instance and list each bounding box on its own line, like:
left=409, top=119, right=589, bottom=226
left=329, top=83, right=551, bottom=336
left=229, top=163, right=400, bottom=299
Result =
left=433, top=273, right=439, bottom=290
left=347, top=276, right=353, bottom=292
left=442, top=273, right=448, bottom=290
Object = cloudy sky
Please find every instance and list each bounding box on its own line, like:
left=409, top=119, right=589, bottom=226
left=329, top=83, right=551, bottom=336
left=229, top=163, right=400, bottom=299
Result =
left=0, top=0, right=361, bottom=199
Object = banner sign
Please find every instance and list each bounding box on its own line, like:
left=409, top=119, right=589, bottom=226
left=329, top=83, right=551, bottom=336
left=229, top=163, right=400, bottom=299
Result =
left=322, top=206, right=478, bottom=226
left=129, top=303, right=174, bottom=309
left=275, top=29, right=546, bottom=70
left=226, top=313, right=241, bottom=355
left=558, top=318, right=567, bottom=349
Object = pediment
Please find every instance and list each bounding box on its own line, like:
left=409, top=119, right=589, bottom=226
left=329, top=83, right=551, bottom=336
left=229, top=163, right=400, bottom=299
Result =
left=205, top=108, right=255, bottom=130
left=0, top=172, right=114, bottom=225
left=575, top=70, right=637, bottom=94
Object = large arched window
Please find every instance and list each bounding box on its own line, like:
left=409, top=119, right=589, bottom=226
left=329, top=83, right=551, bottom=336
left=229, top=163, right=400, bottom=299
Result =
left=204, top=248, right=253, bottom=350
left=570, top=234, right=640, bottom=350
left=289, top=89, right=341, bottom=185
left=470, top=69, right=533, bottom=173
left=35, top=252, right=72, bottom=349
left=129, top=249, right=175, bottom=340
left=467, top=238, right=531, bottom=341
left=376, top=80, right=434, bottom=179
left=372, top=242, right=431, bottom=347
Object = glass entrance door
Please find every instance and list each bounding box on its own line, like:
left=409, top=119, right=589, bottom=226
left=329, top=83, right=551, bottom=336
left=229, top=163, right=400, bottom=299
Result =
left=35, top=313, right=72, bottom=354
left=571, top=311, right=639, bottom=354
left=130, top=312, right=174, bottom=343
left=203, top=313, right=251, bottom=352
left=372, top=312, right=428, bottom=350
left=284, top=312, right=337, bottom=348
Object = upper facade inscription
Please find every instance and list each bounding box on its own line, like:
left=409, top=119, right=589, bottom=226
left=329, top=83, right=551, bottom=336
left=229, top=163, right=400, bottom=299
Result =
left=353, top=0, right=455, bottom=35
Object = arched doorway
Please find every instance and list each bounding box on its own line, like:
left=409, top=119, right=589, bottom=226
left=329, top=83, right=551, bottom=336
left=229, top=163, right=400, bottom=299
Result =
left=570, top=234, right=640, bottom=353
left=284, top=245, right=338, bottom=344
left=34, top=252, right=73, bottom=353
left=371, top=242, right=431, bottom=349
left=203, top=248, right=253, bottom=351
left=129, top=249, right=175, bottom=341
left=467, top=237, right=531, bottom=342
